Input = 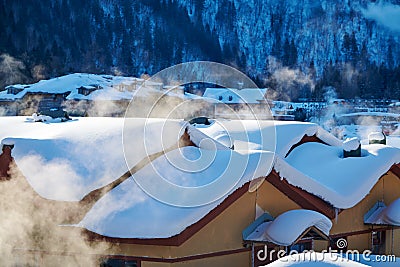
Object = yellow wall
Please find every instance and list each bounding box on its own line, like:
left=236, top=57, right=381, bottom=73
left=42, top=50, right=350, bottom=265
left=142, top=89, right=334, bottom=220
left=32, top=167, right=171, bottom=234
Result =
left=174, top=251, right=251, bottom=267
left=82, top=180, right=301, bottom=267
left=27, top=171, right=400, bottom=266
left=331, top=171, right=400, bottom=255
left=385, top=228, right=400, bottom=256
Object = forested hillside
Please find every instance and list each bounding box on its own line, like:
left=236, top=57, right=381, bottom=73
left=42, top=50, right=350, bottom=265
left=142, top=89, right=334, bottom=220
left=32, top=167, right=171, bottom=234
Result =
left=1, top=0, right=400, bottom=100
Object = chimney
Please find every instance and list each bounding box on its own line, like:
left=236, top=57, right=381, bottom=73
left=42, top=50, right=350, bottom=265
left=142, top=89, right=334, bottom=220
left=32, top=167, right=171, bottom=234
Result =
left=368, top=132, right=386, bottom=145
left=343, top=137, right=361, bottom=158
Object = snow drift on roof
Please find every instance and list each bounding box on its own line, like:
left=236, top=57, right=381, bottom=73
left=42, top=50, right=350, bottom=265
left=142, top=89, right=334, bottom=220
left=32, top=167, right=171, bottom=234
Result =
left=385, top=198, right=400, bottom=225
left=343, top=137, right=360, bottom=152
left=0, top=117, right=184, bottom=201
left=76, top=147, right=275, bottom=238
left=365, top=199, right=400, bottom=226
left=275, top=143, right=400, bottom=209
left=0, top=73, right=161, bottom=101
left=190, top=119, right=341, bottom=156
left=186, top=123, right=232, bottom=150
left=368, top=132, right=385, bottom=141
left=244, top=209, right=332, bottom=246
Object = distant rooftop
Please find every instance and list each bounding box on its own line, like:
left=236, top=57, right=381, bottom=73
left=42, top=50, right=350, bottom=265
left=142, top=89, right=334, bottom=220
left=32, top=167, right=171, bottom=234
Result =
left=203, top=88, right=268, bottom=104
left=0, top=73, right=162, bottom=101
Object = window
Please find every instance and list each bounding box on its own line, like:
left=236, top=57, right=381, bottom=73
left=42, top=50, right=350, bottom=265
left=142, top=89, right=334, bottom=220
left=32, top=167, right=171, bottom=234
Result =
left=100, top=258, right=138, bottom=267
left=290, top=241, right=312, bottom=252
left=228, top=95, right=233, bottom=101
left=218, top=96, right=222, bottom=101
left=372, top=231, right=386, bottom=254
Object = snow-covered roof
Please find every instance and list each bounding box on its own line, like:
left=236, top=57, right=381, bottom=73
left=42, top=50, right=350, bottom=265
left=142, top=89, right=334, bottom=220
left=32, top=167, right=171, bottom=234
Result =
left=203, top=88, right=267, bottom=104
left=339, top=112, right=400, bottom=118
left=343, top=137, right=360, bottom=152
left=0, top=117, right=184, bottom=201
left=5, top=84, right=25, bottom=90
left=1, top=117, right=399, bottom=238
left=364, top=199, right=400, bottom=226
left=389, top=102, right=400, bottom=107
left=77, top=147, right=274, bottom=238
left=244, top=209, right=332, bottom=246
left=275, top=143, right=400, bottom=209
left=0, top=73, right=161, bottom=101
left=190, top=119, right=342, bottom=157
left=368, top=132, right=385, bottom=141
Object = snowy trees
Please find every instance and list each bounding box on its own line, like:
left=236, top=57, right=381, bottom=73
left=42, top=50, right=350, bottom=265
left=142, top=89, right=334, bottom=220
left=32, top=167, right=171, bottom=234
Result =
left=0, top=0, right=399, bottom=100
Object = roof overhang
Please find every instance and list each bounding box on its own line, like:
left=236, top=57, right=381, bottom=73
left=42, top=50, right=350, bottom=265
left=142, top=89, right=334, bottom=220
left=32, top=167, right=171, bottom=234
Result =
left=364, top=199, right=400, bottom=227
left=243, top=210, right=332, bottom=246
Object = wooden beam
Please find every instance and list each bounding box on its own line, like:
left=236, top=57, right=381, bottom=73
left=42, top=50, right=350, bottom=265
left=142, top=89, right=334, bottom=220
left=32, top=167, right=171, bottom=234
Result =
left=267, top=170, right=337, bottom=219
left=389, top=164, right=400, bottom=179
left=83, top=182, right=250, bottom=246
left=285, top=134, right=328, bottom=158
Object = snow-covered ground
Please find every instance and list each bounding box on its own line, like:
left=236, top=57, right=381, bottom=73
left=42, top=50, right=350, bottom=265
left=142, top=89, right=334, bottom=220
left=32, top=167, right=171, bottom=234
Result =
left=263, top=253, right=399, bottom=267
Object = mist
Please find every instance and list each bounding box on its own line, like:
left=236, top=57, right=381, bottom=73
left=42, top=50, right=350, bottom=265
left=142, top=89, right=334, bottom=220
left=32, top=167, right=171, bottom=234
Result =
left=264, top=56, right=315, bottom=102
left=0, top=54, right=30, bottom=88
left=0, top=163, right=111, bottom=266
left=361, top=2, right=400, bottom=33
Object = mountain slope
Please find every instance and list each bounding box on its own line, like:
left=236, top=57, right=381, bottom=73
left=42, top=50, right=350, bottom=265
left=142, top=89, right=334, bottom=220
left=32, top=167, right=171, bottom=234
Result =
left=1, top=0, right=400, bottom=99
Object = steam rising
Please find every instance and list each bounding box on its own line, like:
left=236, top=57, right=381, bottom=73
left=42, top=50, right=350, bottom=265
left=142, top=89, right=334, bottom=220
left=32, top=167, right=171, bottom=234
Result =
left=0, top=164, right=110, bottom=266
left=361, top=2, right=400, bottom=33
left=265, top=56, right=315, bottom=101
left=0, top=54, right=30, bottom=88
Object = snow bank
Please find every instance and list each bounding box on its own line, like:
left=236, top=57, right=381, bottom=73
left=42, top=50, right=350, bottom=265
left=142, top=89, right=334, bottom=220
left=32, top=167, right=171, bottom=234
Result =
left=275, top=143, right=400, bottom=209
left=245, top=210, right=332, bottom=246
